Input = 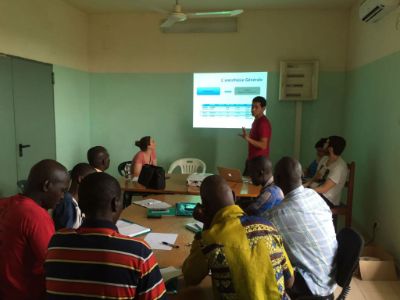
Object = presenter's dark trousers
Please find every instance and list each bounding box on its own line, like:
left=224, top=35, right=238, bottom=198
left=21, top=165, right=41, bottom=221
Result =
left=243, top=159, right=250, bottom=176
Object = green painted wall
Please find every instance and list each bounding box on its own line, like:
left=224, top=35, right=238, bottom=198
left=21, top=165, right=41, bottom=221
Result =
left=54, top=65, right=91, bottom=170
left=300, top=72, right=347, bottom=165
left=343, top=51, right=400, bottom=263
left=89, top=72, right=346, bottom=178
left=0, top=64, right=348, bottom=198
left=0, top=56, right=18, bottom=197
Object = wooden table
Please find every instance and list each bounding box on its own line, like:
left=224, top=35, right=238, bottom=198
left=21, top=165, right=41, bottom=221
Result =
left=119, top=173, right=260, bottom=198
left=120, top=194, right=213, bottom=299
left=120, top=194, right=200, bottom=267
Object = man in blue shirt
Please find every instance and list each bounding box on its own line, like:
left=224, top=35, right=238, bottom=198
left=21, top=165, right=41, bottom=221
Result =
left=304, top=137, right=327, bottom=179
left=241, top=155, right=284, bottom=217
left=53, top=163, right=95, bottom=230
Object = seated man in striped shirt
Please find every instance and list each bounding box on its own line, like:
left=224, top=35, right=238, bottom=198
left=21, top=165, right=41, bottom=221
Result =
left=45, top=172, right=167, bottom=300
left=183, top=175, right=294, bottom=300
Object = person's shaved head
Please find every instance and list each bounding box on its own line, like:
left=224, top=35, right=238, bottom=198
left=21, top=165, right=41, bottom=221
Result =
left=69, top=163, right=96, bottom=200
left=200, top=175, right=235, bottom=220
left=79, top=172, right=122, bottom=223
left=24, top=159, right=70, bottom=210
left=70, top=163, right=95, bottom=183
left=87, top=146, right=110, bottom=171
left=248, top=156, right=273, bottom=186
left=274, top=157, right=303, bottom=195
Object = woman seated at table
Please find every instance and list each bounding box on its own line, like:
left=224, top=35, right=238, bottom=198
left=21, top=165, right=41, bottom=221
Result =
left=131, top=136, right=157, bottom=177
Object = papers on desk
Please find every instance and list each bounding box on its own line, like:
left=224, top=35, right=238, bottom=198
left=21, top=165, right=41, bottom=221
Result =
left=186, top=173, right=213, bottom=187
left=133, top=199, right=171, bottom=210
left=144, top=233, right=178, bottom=250
left=242, top=176, right=252, bottom=183
left=116, top=220, right=151, bottom=237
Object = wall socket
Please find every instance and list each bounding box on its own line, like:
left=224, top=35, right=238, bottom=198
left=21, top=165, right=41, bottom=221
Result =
left=373, top=221, right=380, bottom=230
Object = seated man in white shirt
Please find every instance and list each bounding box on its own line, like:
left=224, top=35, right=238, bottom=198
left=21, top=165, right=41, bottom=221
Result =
left=305, top=135, right=347, bottom=208
left=87, top=146, right=110, bottom=172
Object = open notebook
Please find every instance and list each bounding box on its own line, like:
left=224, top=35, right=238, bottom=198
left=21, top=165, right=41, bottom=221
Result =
left=116, top=220, right=151, bottom=237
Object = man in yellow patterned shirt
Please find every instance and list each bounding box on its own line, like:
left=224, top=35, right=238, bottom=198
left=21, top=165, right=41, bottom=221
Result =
left=183, top=175, right=294, bottom=300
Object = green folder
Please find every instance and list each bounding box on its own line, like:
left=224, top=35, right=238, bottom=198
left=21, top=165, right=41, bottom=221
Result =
left=147, top=207, right=176, bottom=218
left=175, top=202, right=197, bottom=216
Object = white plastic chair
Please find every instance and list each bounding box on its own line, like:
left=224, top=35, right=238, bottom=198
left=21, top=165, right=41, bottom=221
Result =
left=168, top=158, right=206, bottom=174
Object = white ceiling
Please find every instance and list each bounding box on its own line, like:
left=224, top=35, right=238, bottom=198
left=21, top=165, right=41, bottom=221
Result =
left=64, top=0, right=358, bottom=14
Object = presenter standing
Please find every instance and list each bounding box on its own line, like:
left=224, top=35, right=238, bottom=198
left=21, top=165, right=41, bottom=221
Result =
left=240, top=96, right=271, bottom=175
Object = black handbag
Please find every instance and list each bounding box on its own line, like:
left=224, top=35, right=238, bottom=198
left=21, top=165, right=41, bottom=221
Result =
left=138, top=164, right=166, bottom=189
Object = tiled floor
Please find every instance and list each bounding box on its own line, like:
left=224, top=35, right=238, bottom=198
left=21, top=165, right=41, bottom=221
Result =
left=334, top=278, right=400, bottom=300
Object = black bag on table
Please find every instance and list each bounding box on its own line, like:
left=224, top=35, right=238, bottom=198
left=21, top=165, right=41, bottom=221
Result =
left=138, top=164, right=166, bottom=189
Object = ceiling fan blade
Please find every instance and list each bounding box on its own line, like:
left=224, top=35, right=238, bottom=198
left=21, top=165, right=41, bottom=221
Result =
left=160, top=17, right=178, bottom=28
left=187, top=9, right=243, bottom=19
left=160, top=11, right=187, bottom=28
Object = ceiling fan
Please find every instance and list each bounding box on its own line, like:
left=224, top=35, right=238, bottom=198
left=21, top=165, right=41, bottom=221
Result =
left=160, top=0, right=244, bottom=29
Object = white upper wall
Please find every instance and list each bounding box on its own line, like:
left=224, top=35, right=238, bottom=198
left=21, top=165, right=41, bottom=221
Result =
left=89, top=9, right=350, bottom=73
left=0, top=0, right=350, bottom=73
left=0, top=0, right=88, bottom=70
left=347, top=0, right=400, bottom=70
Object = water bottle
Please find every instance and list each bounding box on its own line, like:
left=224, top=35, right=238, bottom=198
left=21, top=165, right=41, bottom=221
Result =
left=124, top=163, right=132, bottom=180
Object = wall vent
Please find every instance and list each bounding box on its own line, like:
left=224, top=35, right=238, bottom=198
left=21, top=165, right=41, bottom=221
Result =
left=279, top=60, right=319, bottom=101
left=362, top=5, right=385, bottom=22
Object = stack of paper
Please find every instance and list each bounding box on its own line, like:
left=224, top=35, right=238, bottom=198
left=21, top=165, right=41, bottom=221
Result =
left=133, top=199, right=171, bottom=210
left=185, top=221, right=203, bottom=233
left=116, top=220, right=151, bottom=237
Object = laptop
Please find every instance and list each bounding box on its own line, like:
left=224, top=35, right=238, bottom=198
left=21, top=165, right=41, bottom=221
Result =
left=217, top=166, right=243, bottom=183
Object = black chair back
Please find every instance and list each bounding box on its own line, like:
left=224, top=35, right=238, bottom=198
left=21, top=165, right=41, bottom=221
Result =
left=296, top=227, right=364, bottom=300
left=118, top=161, right=131, bottom=177
left=335, top=227, right=364, bottom=299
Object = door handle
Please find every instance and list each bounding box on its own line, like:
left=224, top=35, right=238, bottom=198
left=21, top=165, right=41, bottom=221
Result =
left=19, top=143, right=31, bottom=157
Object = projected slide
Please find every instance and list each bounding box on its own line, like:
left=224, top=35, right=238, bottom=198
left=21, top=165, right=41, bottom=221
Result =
left=193, top=72, right=268, bottom=128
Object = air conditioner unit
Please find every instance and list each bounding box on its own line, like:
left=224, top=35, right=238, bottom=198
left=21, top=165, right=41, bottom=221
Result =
left=359, top=0, right=399, bottom=23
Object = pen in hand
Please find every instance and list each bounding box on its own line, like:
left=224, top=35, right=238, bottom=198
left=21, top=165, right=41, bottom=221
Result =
left=161, top=241, right=179, bottom=248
